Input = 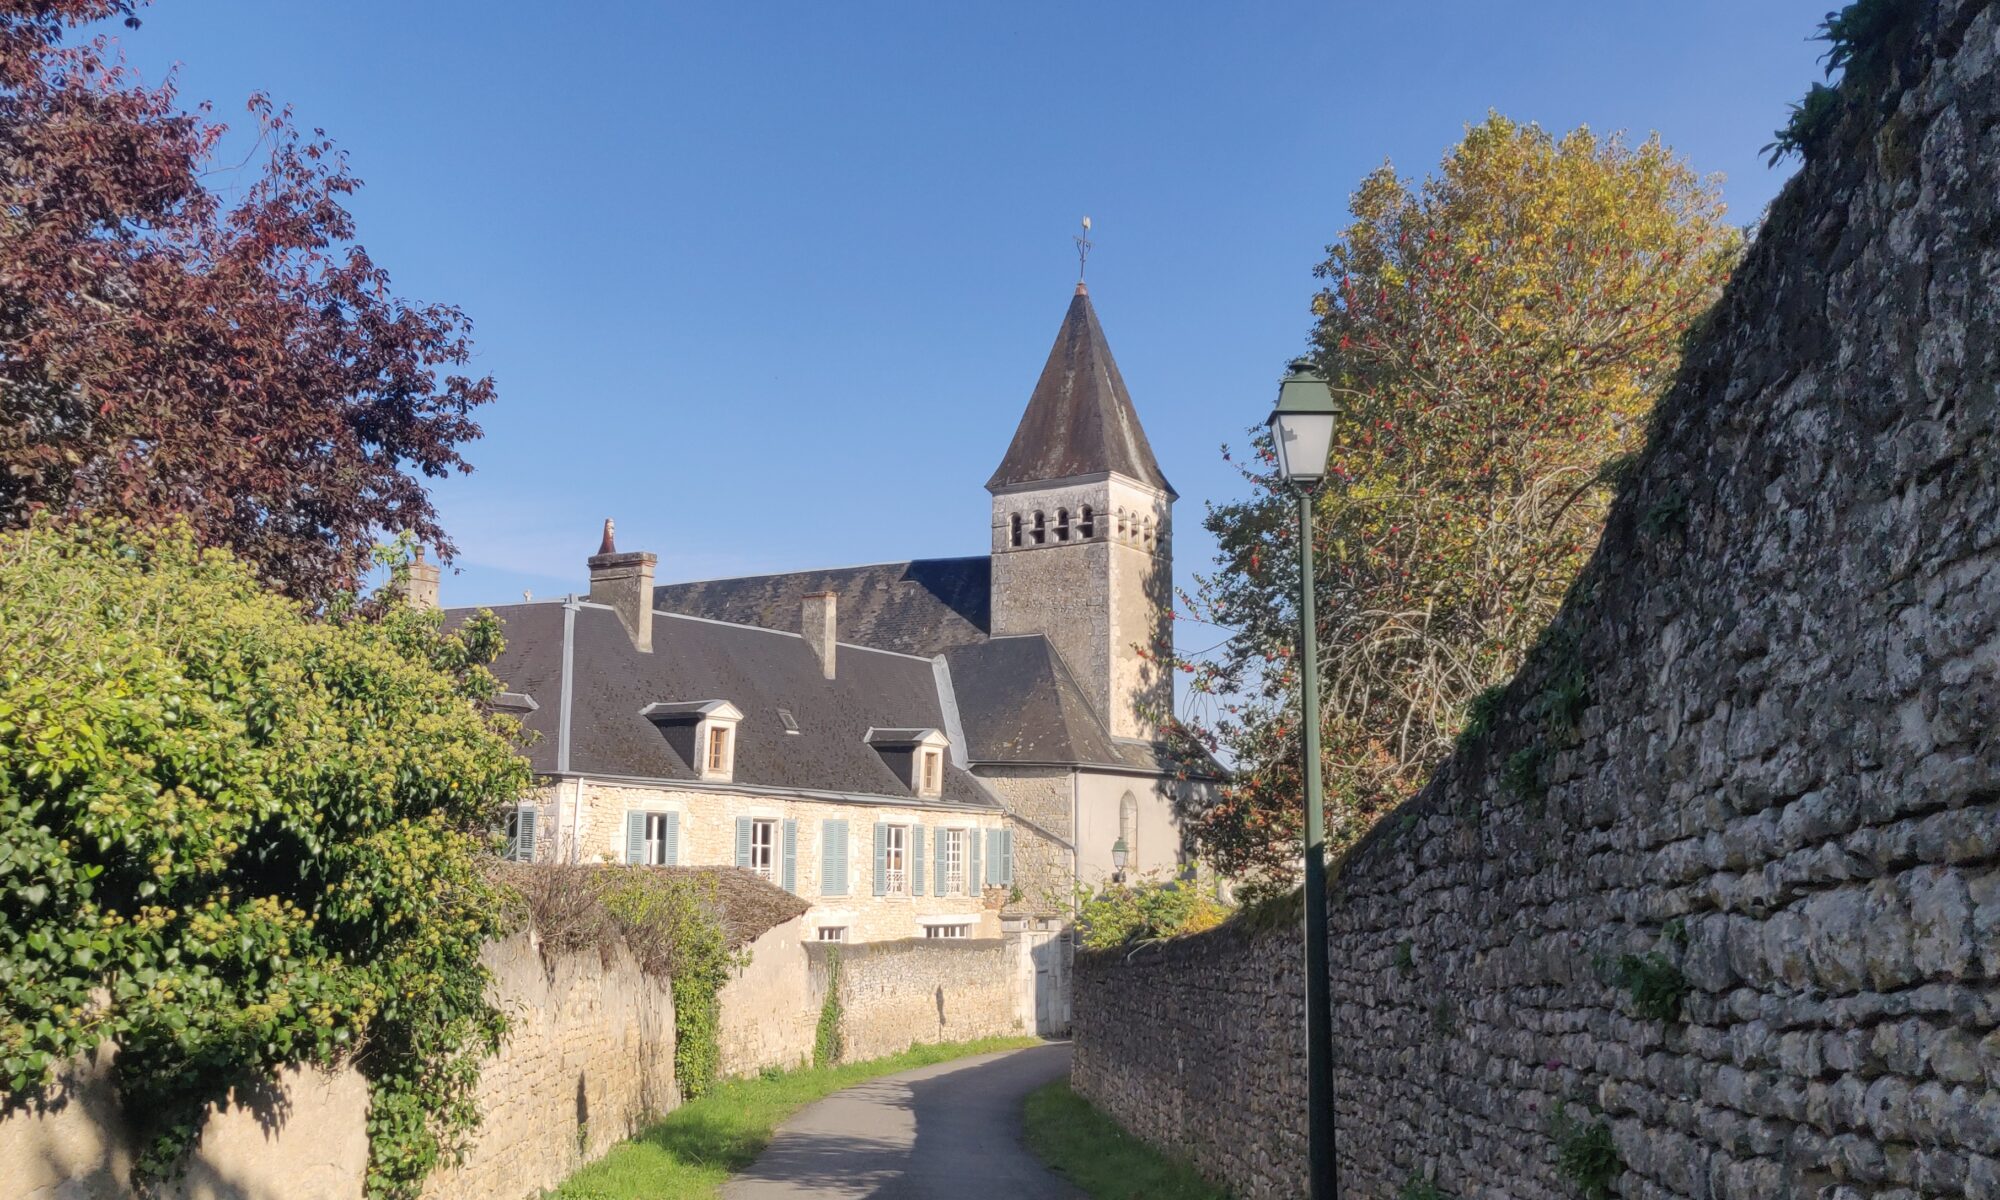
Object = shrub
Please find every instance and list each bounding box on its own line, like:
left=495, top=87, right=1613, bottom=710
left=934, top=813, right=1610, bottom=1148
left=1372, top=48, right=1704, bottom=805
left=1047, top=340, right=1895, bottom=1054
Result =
left=1609, top=952, right=1690, bottom=1023
left=1073, top=874, right=1232, bottom=951
left=0, top=519, right=532, bottom=1198
left=1551, top=1104, right=1621, bottom=1199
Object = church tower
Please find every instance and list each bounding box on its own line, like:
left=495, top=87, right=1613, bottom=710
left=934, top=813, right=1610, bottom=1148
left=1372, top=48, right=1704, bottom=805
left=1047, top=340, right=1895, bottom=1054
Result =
left=988, top=283, right=1175, bottom=741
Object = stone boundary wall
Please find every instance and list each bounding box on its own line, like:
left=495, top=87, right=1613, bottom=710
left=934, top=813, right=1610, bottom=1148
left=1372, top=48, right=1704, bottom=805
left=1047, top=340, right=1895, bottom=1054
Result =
left=717, top=915, right=819, bottom=1076
left=808, top=937, right=1025, bottom=1062
left=5, top=931, right=677, bottom=1200
left=1075, top=4, right=2000, bottom=1198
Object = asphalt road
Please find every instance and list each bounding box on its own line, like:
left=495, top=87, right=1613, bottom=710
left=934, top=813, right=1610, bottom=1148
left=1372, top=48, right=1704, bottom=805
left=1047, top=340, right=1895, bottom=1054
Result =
left=720, top=1042, right=1081, bottom=1200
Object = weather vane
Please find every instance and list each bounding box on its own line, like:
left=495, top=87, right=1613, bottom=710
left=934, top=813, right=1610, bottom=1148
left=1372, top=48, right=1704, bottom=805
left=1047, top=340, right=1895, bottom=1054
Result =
left=1074, top=216, right=1093, bottom=282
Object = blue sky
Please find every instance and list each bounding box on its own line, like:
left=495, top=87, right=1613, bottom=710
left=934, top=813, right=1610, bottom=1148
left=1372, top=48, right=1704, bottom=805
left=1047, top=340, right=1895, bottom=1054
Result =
left=120, top=1, right=1826, bottom=634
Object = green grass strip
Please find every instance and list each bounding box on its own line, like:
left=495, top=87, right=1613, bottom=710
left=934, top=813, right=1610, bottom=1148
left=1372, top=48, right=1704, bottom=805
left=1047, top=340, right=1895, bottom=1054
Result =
left=550, top=1036, right=1042, bottom=1200
left=1024, top=1081, right=1229, bottom=1200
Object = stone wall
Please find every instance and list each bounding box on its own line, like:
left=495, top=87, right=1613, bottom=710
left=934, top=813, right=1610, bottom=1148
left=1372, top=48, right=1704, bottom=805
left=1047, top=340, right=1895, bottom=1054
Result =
left=717, top=915, right=819, bottom=1076
left=4, top=932, right=675, bottom=1200
left=1074, top=4, right=2000, bottom=1198
left=810, top=937, right=1026, bottom=1062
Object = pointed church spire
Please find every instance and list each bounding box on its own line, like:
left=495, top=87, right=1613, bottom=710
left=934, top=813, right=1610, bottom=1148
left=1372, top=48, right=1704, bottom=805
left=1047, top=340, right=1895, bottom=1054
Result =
left=986, top=286, right=1175, bottom=497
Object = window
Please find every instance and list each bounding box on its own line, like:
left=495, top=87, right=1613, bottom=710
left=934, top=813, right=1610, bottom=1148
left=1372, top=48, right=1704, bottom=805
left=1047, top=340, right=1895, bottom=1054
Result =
left=777, top=708, right=800, bottom=735
left=1055, top=508, right=1070, bottom=541
left=943, top=828, right=966, bottom=895
left=504, top=806, right=538, bottom=862
left=747, top=818, right=776, bottom=880
left=642, top=812, right=675, bottom=866
left=1009, top=513, right=1022, bottom=548
left=921, top=750, right=942, bottom=796
left=884, top=824, right=909, bottom=896
left=1078, top=506, right=1095, bottom=538
left=707, top=725, right=731, bottom=773
left=1031, top=511, right=1046, bottom=544
left=923, top=922, right=970, bottom=940
left=817, top=926, right=848, bottom=943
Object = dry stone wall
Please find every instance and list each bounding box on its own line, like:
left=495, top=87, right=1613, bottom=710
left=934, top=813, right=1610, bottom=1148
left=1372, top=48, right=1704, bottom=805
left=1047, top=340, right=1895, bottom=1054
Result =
left=3, top=932, right=676, bottom=1200
left=1075, top=4, right=2000, bottom=1198
left=811, top=937, right=1025, bottom=1062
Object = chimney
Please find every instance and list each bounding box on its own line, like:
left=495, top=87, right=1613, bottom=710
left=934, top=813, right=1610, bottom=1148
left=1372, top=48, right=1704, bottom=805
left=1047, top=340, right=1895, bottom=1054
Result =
left=802, top=591, right=837, bottom=679
left=587, top=518, right=656, bottom=652
left=399, top=546, right=440, bottom=611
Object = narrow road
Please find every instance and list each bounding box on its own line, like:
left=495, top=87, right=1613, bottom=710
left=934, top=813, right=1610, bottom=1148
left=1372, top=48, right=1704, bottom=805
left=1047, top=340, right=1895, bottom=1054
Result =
left=721, top=1042, right=1080, bottom=1200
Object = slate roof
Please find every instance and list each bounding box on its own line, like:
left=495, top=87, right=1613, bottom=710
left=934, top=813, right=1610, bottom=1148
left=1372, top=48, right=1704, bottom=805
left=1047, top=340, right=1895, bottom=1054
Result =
left=653, top=558, right=990, bottom=659
left=463, top=600, right=999, bottom=810
left=987, top=284, right=1175, bottom=497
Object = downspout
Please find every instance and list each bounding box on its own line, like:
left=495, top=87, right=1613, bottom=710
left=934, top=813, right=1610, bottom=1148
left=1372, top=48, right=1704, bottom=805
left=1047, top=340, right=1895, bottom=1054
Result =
left=560, top=596, right=582, bottom=862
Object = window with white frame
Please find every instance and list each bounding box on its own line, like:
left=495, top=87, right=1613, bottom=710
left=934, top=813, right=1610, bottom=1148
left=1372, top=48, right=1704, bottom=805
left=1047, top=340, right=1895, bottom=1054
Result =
left=883, top=824, right=909, bottom=896
left=817, top=926, right=848, bottom=943
left=923, top=921, right=970, bottom=940
left=942, top=828, right=966, bottom=895
left=642, top=812, right=675, bottom=866
left=921, top=749, right=942, bottom=796
left=747, top=818, right=776, bottom=880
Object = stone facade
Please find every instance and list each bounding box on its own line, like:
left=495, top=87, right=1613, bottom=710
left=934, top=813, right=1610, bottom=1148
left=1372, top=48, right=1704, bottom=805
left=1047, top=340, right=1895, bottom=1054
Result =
left=1074, top=4, right=2000, bottom=1198
left=4, top=932, right=675, bottom=1200
left=526, top=778, right=1007, bottom=943
left=990, top=473, right=1173, bottom=740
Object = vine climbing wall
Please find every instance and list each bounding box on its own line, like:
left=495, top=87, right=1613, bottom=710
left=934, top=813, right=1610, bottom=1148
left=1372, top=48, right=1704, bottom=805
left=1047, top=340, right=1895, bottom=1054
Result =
left=1073, top=3, right=2000, bottom=1196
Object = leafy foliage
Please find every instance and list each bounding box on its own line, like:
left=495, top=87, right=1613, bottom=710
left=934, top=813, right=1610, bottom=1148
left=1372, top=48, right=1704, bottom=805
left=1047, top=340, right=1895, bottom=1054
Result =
left=1609, top=952, right=1690, bottom=1023
left=0, top=2, right=497, bottom=602
left=1174, top=115, right=1739, bottom=891
left=1765, top=1, right=1912, bottom=165
left=813, top=948, right=844, bottom=1069
left=0, top=518, right=532, bottom=1197
left=1551, top=1104, right=1621, bottom=1200
left=1398, top=1176, right=1451, bottom=1200
left=1072, top=874, right=1231, bottom=952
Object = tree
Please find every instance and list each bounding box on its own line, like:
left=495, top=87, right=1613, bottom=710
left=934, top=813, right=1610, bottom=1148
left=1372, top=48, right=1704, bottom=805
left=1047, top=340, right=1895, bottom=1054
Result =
left=0, top=1, right=495, bottom=602
left=0, top=518, right=532, bottom=1198
left=1179, top=115, right=1740, bottom=894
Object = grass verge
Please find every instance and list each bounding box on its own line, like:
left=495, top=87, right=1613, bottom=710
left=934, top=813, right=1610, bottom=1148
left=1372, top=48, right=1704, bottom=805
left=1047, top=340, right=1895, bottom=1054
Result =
left=1024, top=1081, right=1228, bottom=1200
left=549, top=1036, right=1041, bottom=1200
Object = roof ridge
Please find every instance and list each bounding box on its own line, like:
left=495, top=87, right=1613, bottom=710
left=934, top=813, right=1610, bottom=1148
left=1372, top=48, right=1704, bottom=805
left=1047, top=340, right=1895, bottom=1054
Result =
left=654, top=555, right=988, bottom=589
left=650, top=608, right=941, bottom=663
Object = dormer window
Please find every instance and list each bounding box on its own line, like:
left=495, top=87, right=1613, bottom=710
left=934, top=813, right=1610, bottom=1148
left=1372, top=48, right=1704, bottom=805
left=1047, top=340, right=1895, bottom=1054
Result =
left=640, top=699, right=744, bottom=782
left=865, top=727, right=950, bottom=798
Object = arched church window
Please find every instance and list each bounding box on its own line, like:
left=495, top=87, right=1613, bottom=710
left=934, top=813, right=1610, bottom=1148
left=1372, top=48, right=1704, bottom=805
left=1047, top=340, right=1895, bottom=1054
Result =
left=1078, top=506, right=1095, bottom=538
left=1009, top=513, right=1022, bottom=548
left=1116, top=510, right=1128, bottom=538
left=1031, top=511, right=1046, bottom=545
left=1055, top=509, right=1071, bottom=541
left=1119, top=791, right=1139, bottom=867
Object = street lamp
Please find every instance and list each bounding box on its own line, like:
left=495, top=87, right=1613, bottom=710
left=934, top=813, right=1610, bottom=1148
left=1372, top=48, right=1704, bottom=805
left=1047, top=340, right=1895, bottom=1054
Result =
left=1266, top=360, right=1341, bottom=1200
left=1110, top=837, right=1129, bottom=883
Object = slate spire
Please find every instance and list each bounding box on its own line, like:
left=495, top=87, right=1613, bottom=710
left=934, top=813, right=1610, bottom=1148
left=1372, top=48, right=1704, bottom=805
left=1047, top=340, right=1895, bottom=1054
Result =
left=986, top=285, right=1175, bottom=498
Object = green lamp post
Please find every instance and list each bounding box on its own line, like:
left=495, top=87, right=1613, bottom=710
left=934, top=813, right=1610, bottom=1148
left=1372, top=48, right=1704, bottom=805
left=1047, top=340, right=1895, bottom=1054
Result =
left=1266, top=361, right=1341, bottom=1200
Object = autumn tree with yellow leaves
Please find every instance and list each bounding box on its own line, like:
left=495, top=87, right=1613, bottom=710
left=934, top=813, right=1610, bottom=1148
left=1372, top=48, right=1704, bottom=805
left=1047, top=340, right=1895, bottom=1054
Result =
left=1176, top=115, right=1741, bottom=895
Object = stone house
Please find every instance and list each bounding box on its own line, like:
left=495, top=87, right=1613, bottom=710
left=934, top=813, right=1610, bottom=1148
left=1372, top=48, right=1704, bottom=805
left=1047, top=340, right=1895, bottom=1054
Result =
left=438, top=282, right=1218, bottom=958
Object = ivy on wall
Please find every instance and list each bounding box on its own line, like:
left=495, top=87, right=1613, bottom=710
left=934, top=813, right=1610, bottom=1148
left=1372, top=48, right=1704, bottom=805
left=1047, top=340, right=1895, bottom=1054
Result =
left=0, top=519, right=534, bottom=1199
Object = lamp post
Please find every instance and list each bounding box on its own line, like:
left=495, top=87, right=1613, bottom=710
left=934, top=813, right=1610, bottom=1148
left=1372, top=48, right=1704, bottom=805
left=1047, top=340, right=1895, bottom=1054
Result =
left=1267, top=362, right=1341, bottom=1200
left=1111, top=837, right=1129, bottom=883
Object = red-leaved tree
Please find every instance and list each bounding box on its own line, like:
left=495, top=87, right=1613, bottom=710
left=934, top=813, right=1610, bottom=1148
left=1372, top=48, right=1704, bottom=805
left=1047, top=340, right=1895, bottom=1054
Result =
left=0, top=0, right=494, bottom=600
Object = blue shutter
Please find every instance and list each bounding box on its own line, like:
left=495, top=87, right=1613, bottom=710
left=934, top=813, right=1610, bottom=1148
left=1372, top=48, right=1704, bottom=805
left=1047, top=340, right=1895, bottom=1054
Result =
left=823, top=819, right=847, bottom=896
left=782, top=819, right=798, bottom=893
left=873, top=822, right=888, bottom=897
left=624, top=810, right=647, bottom=865
left=933, top=828, right=947, bottom=895
left=968, top=829, right=981, bottom=896
left=661, top=811, right=680, bottom=866
left=511, top=806, right=538, bottom=862
left=1000, top=829, right=1014, bottom=885
left=735, top=817, right=753, bottom=869
left=984, top=829, right=1000, bottom=886
left=911, top=825, right=926, bottom=896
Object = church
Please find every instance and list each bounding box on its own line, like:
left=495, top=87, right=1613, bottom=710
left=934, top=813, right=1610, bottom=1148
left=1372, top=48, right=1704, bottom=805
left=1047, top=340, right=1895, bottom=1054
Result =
left=437, top=281, right=1219, bottom=959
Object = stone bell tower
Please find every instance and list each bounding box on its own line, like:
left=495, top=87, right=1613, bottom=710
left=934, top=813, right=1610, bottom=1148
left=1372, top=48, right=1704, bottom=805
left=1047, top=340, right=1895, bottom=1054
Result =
left=988, top=282, right=1175, bottom=741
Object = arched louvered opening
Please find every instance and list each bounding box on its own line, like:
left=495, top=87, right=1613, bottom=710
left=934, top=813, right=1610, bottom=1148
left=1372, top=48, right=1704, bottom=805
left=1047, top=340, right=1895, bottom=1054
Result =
left=1078, top=506, right=1095, bottom=538
left=1031, top=511, right=1046, bottom=545
left=1009, top=512, right=1023, bottom=548
left=1055, top=508, right=1071, bottom=541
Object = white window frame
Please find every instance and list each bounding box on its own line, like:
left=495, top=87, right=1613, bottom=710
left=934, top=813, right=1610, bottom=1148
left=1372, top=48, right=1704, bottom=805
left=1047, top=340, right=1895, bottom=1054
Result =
left=921, top=920, right=972, bottom=940
left=642, top=811, right=676, bottom=866
left=816, top=926, right=848, bottom=943
left=942, top=827, right=966, bottom=895
left=884, top=824, right=910, bottom=897
left=921, top=750, right=942, bottom=796
left=748, top=817, right=777, bottom=881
